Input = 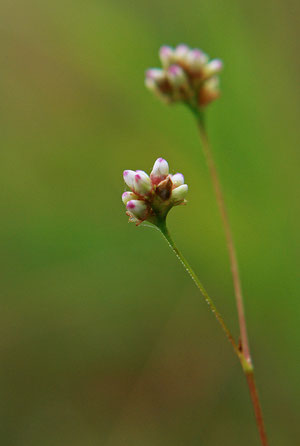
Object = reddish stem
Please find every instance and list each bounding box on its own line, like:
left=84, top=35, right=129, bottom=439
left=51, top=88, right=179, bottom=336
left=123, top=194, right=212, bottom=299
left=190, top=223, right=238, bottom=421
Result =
left=246, top=371, right=269, bottom=446
left=197, top=118, right=269, bottom=446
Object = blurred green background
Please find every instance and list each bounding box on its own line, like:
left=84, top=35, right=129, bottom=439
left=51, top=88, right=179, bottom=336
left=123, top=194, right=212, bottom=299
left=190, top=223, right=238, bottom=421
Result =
left=1, top=0, right=299, bottom=445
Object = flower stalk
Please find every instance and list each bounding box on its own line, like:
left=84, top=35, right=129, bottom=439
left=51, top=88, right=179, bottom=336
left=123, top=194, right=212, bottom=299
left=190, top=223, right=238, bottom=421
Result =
left=122, top=155, right=268, bottom=445
left=159, top=218, right=268, bottom=446
left=158, top=219, right=241, bottom=359
left=195, top=114, right=269, bottom=446
left=196, top=112, right=251, bottom=364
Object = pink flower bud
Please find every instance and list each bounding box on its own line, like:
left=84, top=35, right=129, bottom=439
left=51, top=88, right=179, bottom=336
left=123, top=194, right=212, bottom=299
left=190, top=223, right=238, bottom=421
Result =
left=202, top=59, right=223, bottom=78
left=134, top=170, right=152, bottom=195
left=167, top=65, right=187, bottom=87
left=174, top=44, right=190, bottom=63
left=150, top=157, right=169, bottom=185
left=123, top=170, right=136, bottom=190
left=186, top=49, right=208, bottom=71
left=126, top=200, right=148, bottom=220
left=146, top=68, right=165, bottom=82
left=122, top=191, right=138, bottom=205
left=159, top=46, right=174, bottom=68
left=171, top=173, right=184, bottom=188
left=171, top=184, right=188, bottom=204
left=145, top=69, right=166, bottom=93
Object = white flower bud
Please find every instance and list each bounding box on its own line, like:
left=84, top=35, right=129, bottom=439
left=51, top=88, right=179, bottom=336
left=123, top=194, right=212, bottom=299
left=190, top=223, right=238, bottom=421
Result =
left=171, top=184, right=188, bottom=203
left=122, top=191, right=138, bottom=205
left=202, top=59, right=223, bottom=79
left=145, top=69, right=166, bottom=93
left=186, top=49, right=208, bottom=72
left=145, top=68, right=165, bottom=83
left=126, top=200, right=148, bottom=220
left=150, top=157, right=169, bottom=185
left=134, top=170, right=152, bottom=195
left=167, top=65, right=187, bottom=87
left=171, top=173, right=184, bottom=188
left=159, top=46, right=174, bottom=68
left=123, top=170, right=136, bottom=190
left=174, top=44, right=190, bottom=64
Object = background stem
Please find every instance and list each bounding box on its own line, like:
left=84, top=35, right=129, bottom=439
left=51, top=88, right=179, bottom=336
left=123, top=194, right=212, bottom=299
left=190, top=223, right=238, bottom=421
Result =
left=197, top=117, right=251, bottom=363
left=246, top=371, right=269, bottom=446
left=195, top=114, right=269, bottom=446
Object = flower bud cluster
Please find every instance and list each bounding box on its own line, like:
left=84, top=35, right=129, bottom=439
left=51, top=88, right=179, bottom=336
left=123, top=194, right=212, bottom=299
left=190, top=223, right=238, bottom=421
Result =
left=145, top=44, right=223, bottom=109
left=122, top=158, right=188, bottom=225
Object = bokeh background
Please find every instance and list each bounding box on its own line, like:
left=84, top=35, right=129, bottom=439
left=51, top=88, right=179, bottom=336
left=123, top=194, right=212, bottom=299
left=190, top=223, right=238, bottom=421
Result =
left=1, top=0, right=299, bottom=445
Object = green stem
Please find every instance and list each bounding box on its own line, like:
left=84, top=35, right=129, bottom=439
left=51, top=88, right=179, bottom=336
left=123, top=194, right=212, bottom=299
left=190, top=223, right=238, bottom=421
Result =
left=158, top=219, right=241, bottom=360
left=159, top=219, right=269, bottom=446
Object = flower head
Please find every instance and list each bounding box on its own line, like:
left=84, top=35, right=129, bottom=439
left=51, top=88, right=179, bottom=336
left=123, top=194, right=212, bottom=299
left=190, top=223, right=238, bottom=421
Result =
left=122, top=158, right=188, bottom=226
left=145, top=44, right=223, bottom=110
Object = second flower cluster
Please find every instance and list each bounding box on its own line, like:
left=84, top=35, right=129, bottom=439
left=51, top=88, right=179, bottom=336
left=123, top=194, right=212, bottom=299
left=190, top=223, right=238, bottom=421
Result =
left=145, top=43, right=223, bottom=108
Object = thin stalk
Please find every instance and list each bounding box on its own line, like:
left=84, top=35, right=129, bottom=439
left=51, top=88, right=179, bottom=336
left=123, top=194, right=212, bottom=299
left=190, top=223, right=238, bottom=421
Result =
left=158, top=220, right=240, bottom=360
left=246, top=372, right=269, bottom=446
left=194, top=113, right=269, bottom=446
left=159, top=219, right=269, bottom=446
left=197, top=116, right=251, bottom=363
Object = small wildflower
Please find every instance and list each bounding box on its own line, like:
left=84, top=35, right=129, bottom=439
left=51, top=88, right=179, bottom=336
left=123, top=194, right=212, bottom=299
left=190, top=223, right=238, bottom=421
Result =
left=122, top=158, right=188, bottom=226
left=145, top=43, right=223, bottom=110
